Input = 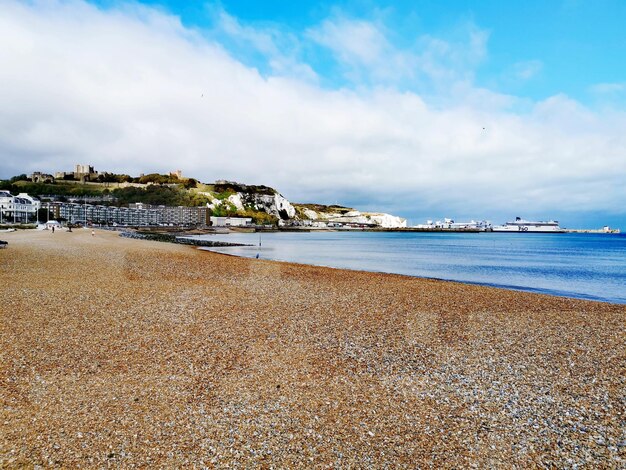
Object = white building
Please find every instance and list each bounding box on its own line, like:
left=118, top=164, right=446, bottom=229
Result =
left=0, top=191, right=41, bottom=223
left=210, top=216, right=252, bottom=227
left=413, top=218, right=491, bottom=230
left=38, top=220, right=62, bottom=230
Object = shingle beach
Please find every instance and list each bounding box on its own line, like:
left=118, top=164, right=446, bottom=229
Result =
left=1, top=229, right=624, bottom=467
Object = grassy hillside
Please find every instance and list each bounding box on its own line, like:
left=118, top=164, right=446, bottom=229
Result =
left=3, top=180, right=109, bottom=197
left=294, top=203, right=354, bottom=215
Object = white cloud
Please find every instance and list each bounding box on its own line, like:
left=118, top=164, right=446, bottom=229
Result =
left=589, top=82, right=626, bottom=94
left=307, top=17, right=389, bottom=68
left=306, top=15, right=489, bottom=90
left=208, top=8, right=318, bottom=82
left=1, top=0, right=625, bottom=224
left=509, top=60, right=543, bottom=81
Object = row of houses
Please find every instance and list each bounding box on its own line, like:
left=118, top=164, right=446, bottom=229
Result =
left=1, top=191, right=255, bottom=227
left=47, top=202, right=252, bottom=227
left=48, top=202, right=207, bottom=226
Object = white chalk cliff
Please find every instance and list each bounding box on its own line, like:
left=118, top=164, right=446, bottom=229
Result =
left=207, top=182, right=404, bottom=227
left=299, top=208, right=407, bottom=228
left=207, top=185, right=296, bottom=220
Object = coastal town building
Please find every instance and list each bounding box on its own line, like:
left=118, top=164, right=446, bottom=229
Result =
left=42, top=201, right=211, bottom=226
left=210, top=216, right=253, bottom=227
left=128, top=203, right=210, bottom=226
left=0, top=191, right=41, bottom=223
left=49, top=202, right=161, bottom=226
left=161, top=206, right=210, bottom=226
left=40, top=201, right=253, bottom=227
left=413, top=218, right=491, bottom=230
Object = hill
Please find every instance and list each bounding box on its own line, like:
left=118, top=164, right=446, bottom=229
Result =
left=0, top=174, right=406, bottom=228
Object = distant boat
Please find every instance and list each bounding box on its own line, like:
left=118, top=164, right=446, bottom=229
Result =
left=492, top=217, right=565, bottom=233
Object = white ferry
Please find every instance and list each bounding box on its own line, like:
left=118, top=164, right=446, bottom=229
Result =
left=492, top=217, right=565, bottom=233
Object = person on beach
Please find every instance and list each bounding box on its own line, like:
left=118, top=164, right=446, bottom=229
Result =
left=51, top=226, right=54, bottom=233
left=91, top=229, right=95, bottom=237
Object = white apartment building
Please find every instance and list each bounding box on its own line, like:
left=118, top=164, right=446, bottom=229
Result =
left=0, top=191, right=41, bottom=223
left=210, top=216, right=253, bottom=227
left=46, top=202, right=210, bottom=226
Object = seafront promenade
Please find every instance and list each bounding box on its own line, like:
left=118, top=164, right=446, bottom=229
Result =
left=1, top=229, right=624, bottom=467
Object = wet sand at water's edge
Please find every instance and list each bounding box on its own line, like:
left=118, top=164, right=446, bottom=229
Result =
left=1, top=229, right=624, bottom=467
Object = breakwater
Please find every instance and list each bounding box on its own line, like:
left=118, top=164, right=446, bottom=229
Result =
left=119, top=231, right=251, bottom=247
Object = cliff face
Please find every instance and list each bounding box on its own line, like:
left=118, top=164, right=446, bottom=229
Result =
left=296, top=207, right=407, bottom=228
left=206, top=183, right=296, bottom=220
left=206, top=182, right=404, bottom=227
left=229, top=192, right=296, bottom=220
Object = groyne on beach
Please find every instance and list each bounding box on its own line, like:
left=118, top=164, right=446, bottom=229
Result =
left=1, top=229, right=624, bottom=467
left=119, top=230, right=252, bottom=247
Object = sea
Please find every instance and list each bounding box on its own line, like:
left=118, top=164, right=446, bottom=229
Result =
left=187, top=231, right=626, bottom=304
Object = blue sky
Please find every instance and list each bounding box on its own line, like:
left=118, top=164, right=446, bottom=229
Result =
left=106, top=0, right=626, bottom=104
left=2, top=0, right=626, bottom=227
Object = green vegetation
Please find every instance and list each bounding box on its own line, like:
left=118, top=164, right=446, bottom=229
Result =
left=214, top=189, right=236, bottom=200
left=95, top=172, right=133, bottom=183
left=213, top=182, right=276, bottom=196
left=210, top=200, right=237, bottom=217
left=0, top=175, right=206, bottom=206
left=8, top=174, right=28, bottom=183
left=0, top=180, right=105, bottom=197
left=293, top=205, right=312, bottom=219
left=237, top=208, right=278, bottom=225
left=205, top=199, right=276, bottom=224
left=294, top=203, right=354, bottom=215
left=194, top=182, right=215, bottom=193
left=111, top=185, right=212, bottom=207
left=2, top=172, right=195, bottom=188
left=136, top=173, right=180, bottom=185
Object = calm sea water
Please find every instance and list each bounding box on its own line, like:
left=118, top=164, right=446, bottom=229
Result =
left=189, top=231, right=626, bottom=304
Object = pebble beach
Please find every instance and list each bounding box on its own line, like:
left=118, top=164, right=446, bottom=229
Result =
left=1, top=228, right=624, bottom=467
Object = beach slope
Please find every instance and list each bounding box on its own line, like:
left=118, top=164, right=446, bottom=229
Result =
left=1, top=229, right=624, bottom=467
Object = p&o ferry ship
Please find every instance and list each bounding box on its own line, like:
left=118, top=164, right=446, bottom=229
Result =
left=492, top=217, right=565, bottom=233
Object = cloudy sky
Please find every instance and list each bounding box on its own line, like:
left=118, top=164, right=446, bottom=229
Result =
left=2, top=0, right=626, bottom=227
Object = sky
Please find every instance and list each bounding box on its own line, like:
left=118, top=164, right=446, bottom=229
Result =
left=1, top=0, right=626, bottom=227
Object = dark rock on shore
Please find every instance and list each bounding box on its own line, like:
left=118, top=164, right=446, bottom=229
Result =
left=119, top=230, right=250, bottom=247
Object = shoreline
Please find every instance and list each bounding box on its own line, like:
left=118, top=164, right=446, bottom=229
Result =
left=1, top=229, right=624, bottom=467
left=199, top=246, right=623, bottom=305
